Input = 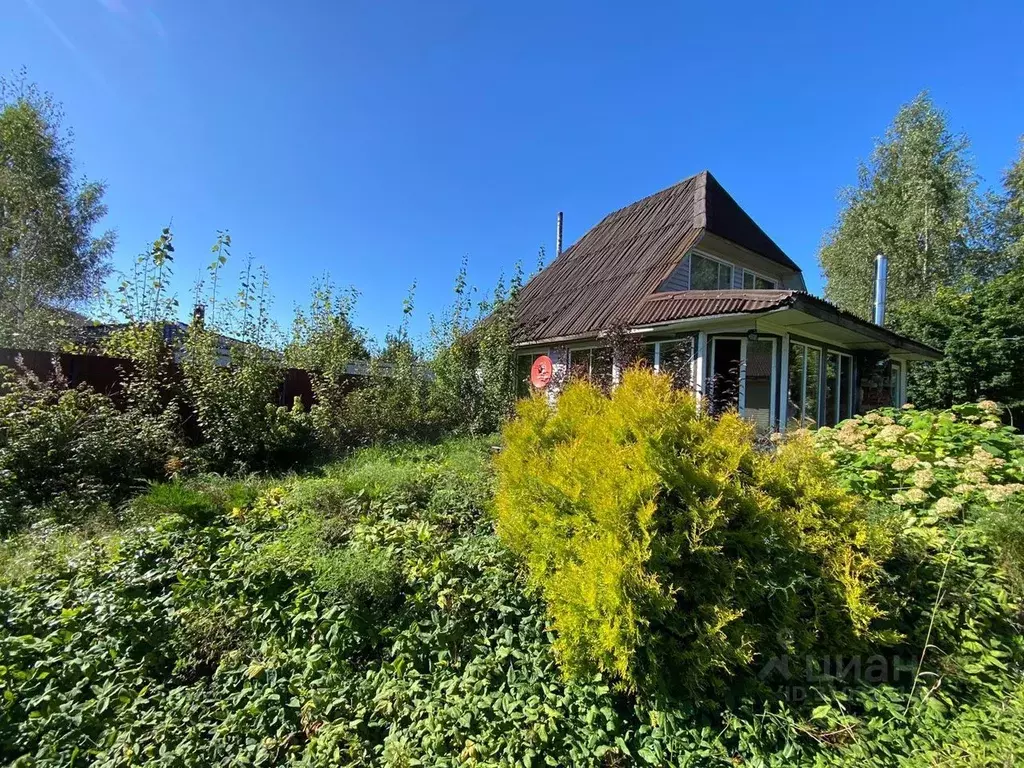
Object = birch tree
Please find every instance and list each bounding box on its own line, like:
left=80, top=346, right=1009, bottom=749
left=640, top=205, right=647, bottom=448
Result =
left=0, top=72, right=114, bottom=349
left=819, top=93, right=976, bottom=327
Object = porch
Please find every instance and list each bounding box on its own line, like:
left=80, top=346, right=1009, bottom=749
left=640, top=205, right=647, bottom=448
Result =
left=514, top=293, right=939, bottom=432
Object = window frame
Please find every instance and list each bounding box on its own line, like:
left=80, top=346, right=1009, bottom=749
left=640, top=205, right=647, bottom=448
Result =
left=823, top=350, right=854, bottom=426
left=741, top=268, right=778, bottom=290
left=706, top=334, right=778, bottom=427
left=688, top=251, right=735, bottom=291
left=567, top=345, right=613, bottom=382
left=787, top=340, right=824, bottom=429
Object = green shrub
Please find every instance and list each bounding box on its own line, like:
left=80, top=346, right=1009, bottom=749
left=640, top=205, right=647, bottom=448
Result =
left=2, top=436, right=1024, bottom=766
left=284, top=278, right=370, bottom=453
left=977, top=495, right=1024, bottom=595
left=182, top=324, right=314, bottom=473
left=130, top=482, right=221, bottom=526
left=315, top=546, right=404, bottom=616
left=495, top=369, right=888, bottom=694
left=816, top=401, right=1024, bottom=513
left=818, top=402, right=1024, bottom=698
left=0, top=367, right=172, bottom=533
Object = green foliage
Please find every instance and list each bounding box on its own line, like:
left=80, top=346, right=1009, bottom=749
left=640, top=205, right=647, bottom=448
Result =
left=105, top=231, right=313, bottom=474
left=820, top=92, right=977, bottom=325
left=897, top=268, right=1024, bottom=421
left=0, top=365, right=172, bottom=534
left=816, top=402, right=1024, bottom=514
left=345, top=258, right=522, bottom=447
left=181, top=253, right=308, bottom=472
left=2, top=436, right=1024, bottom=766
left=0, top=71, right=114, bottom=350
left=495, top=369, right=888, bottom=694
left=429, top=260, right=522, bottom=437
left=285, top=278, right=369, bottom=452
left=817, top=404, right=1024, bottom=700
left=344, top=331, right=440, bottom=446
left=976, top=136, right=1024, bottom=276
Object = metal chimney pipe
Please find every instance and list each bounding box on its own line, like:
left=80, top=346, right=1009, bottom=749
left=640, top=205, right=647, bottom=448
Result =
left=556, top=212, right=564, bottom=256
left=873, top=253, right=888, bottom=326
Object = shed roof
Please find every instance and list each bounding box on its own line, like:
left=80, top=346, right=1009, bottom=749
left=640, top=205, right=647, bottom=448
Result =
left=513, top=171, right=798, bottom=343
left=629, top=290, right=942, bottom=360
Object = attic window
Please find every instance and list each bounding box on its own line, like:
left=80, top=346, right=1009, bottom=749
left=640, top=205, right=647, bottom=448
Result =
left=689, top=253, right=733, bottom=290
left=742, top=270, right=777, bottom=290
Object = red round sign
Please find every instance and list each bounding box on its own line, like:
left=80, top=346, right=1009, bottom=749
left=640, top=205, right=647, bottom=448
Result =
left=530, top=355, right=553, bottom=389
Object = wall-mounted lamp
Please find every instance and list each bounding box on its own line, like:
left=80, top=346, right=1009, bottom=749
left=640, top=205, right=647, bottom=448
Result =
left=747, top=329, right=759, bottom=342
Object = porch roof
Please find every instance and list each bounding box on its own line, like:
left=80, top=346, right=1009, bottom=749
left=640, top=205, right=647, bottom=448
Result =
left=630, top=290, right=942, bottom=360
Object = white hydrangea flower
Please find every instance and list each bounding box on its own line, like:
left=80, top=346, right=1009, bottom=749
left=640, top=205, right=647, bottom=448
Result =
left=905, top=488, right=928, bottom=504
left=912, top=468, right=936, bottom=489
left=934, top=497, right=962, bottom=515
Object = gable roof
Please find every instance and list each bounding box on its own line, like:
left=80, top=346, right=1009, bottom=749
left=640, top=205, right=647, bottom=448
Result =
left=513, top=170, right=799, bottom=343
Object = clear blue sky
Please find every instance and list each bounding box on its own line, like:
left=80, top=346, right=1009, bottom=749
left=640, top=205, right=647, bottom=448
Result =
left=4, top=1, right=1023, bottom=345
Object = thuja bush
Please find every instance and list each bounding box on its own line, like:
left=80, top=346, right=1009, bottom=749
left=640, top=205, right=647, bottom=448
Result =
left=494, top=369, right=889, bottom=695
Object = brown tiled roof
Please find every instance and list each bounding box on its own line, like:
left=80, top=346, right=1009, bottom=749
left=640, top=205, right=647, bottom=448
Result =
left=512, top=171, right=799, bottom=343
left=631, top=289, right=794, bottom=325
left=631, top=289, right=942, bottom=359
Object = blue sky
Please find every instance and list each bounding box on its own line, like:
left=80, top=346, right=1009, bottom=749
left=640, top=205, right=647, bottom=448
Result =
left=4, top=1, right=1024, bottom=345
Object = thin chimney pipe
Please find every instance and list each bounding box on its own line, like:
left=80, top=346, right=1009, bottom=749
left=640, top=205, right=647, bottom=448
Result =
left=556, top=212, right=564, bottom=256
left=873, top=253, right=888, bottom=326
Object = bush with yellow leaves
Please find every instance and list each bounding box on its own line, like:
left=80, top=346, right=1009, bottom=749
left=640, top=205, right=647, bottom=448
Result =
left=494, top=369, right=889, bottom=694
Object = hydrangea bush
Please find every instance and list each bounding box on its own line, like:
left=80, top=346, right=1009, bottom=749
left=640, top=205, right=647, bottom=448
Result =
left=815, top=401, right=1024, bottom=517
left=817, top=401, right=1024, bottom=699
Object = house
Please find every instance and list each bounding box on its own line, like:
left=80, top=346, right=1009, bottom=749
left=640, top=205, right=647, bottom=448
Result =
left=511, top=171, right=941, bottom=431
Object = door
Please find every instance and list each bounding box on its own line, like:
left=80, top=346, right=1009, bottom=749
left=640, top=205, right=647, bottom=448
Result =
left=709, top=338, right=742, bottom=415
left=743, top=338, right=776, bottom=430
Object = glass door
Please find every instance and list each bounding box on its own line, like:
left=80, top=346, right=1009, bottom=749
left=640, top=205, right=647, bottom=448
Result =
left=708, top=336, right=778, bottom=430
left=743, top=338, right=776, bottom=430
left=709, top=338, right=742, bottom=415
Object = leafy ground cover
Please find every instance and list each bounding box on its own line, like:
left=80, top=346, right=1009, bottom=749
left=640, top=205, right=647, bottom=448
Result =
left=2, top=414, right=1024, bottom=766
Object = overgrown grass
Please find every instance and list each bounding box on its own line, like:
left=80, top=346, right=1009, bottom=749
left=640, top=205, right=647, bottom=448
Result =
left=1, top=432, right=1023, bottom=766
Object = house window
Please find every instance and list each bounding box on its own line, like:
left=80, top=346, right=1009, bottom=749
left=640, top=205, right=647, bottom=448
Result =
left=618, top=342, right=656, bottom=372
left=568, top=347, right=613, bottom=387
left=787, top=341, right=822, bottom=428
left=639, top=342, right=657, bottom=371
left=742, top=270, right=777, bottom=290
left=689, top=253, right=733, bottom=290
left=515, top=353, right=535, bottom=398
left=824, top=351, right=854, bottom=426
left=659, top=337, right=695, bottom=389
left=859, top=358, right=903, bottom=410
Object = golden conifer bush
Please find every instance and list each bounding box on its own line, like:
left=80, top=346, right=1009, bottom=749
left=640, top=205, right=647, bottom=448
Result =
left=495, top=369, right=889, bottom=694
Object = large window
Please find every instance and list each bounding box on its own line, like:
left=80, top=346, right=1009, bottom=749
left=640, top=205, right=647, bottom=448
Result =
left=742, top=270, right=777, bottom=290
left=659, top=337, right=695, bottom=389
left=824, top=352, right=854, bottom=426
left=860, top=358, right=903, bottom=410
left=568, top=347, right=613, bottom=388
left=690, top=253, right=733, bottom=290
left=787, top=342, right=822, bottom=428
